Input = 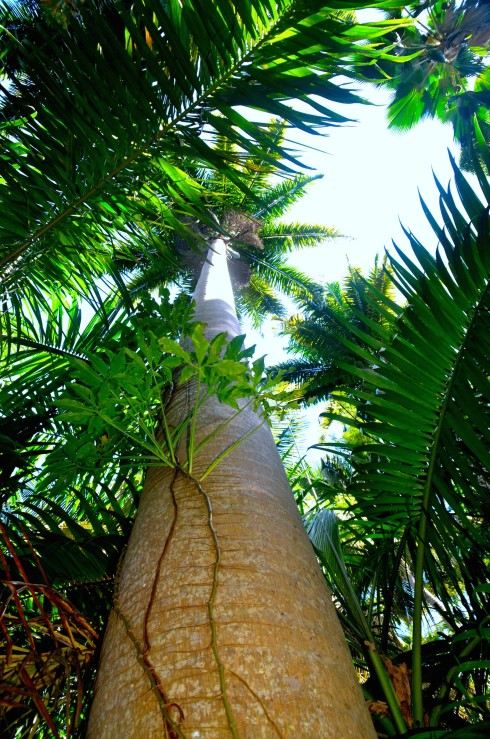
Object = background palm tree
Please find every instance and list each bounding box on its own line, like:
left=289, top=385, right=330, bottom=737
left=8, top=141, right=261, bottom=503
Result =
left=286, top=152, right=490, bottom=735
left=274, top=257, right=399, bottom=404
left=355, top=0, right=490, bottom=172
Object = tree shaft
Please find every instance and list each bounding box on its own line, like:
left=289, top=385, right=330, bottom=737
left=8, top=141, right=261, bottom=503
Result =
left=88, top=239, right=375, bottom=737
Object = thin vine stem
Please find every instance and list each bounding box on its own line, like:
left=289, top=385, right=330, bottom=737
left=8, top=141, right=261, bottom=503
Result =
left=113, top=535, right=186, bottom=739
left=182, top=469, right=239, bottom=739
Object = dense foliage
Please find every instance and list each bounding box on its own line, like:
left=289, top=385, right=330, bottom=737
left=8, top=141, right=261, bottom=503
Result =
left=287, top=152, right=490, bottom=734
left=0, top=0, right=488, bottom=736
left=356, top=0, right=490, bottom=171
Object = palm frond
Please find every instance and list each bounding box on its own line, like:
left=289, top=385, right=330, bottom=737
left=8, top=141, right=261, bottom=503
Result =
left=260, top=221, right=341, bottom=252
left=275, top=261, right=400, bottom=404
left=319, top=154, right=490, bottom=727
left=236, top=273, right=287, bottom=329
left=0, top=0, right=412, bottom=302
left=252, top=174, right=324, bottom=220
left=245, top=252, right=323, bottom=300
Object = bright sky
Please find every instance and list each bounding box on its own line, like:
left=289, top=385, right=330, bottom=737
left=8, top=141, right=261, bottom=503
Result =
left=250, top=84, right=463, bottom=344
left=286, top=86, right=459, bottom=281
left=246, top=84, right=470, bottom=458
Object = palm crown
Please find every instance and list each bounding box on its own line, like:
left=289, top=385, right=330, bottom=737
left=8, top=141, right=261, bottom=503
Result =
left=355, top=0, right=490, bottom=171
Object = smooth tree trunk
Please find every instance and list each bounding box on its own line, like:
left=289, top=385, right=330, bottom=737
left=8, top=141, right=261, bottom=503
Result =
left=88, top=239, right=375, bottom=738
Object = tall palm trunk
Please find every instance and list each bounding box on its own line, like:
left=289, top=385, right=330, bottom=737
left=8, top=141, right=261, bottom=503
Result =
left=88, top=239, right=375, bottom=737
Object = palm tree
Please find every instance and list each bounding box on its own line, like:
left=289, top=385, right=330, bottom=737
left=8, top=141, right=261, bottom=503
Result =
left=85, top=231, right=376, bottom=736
left=355, top=0, right=490, bottom=171
left=275, top=258, right=399, bottom=403
left=0, top=141, right=373, bottom=735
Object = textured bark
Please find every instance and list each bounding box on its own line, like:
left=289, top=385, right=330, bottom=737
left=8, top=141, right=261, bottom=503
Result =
left=88, top=240, right=375, bottom=738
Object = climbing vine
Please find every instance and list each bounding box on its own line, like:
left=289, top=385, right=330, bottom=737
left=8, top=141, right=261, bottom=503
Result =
left=51, top=318, right=291, bottom=738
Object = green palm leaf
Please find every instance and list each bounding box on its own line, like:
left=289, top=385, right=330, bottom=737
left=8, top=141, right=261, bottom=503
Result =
left=0, top=0, right=411, bottom=302
left=276, top=260, right=399, bottom=402
left=319, top=154, right=490, bottom=727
